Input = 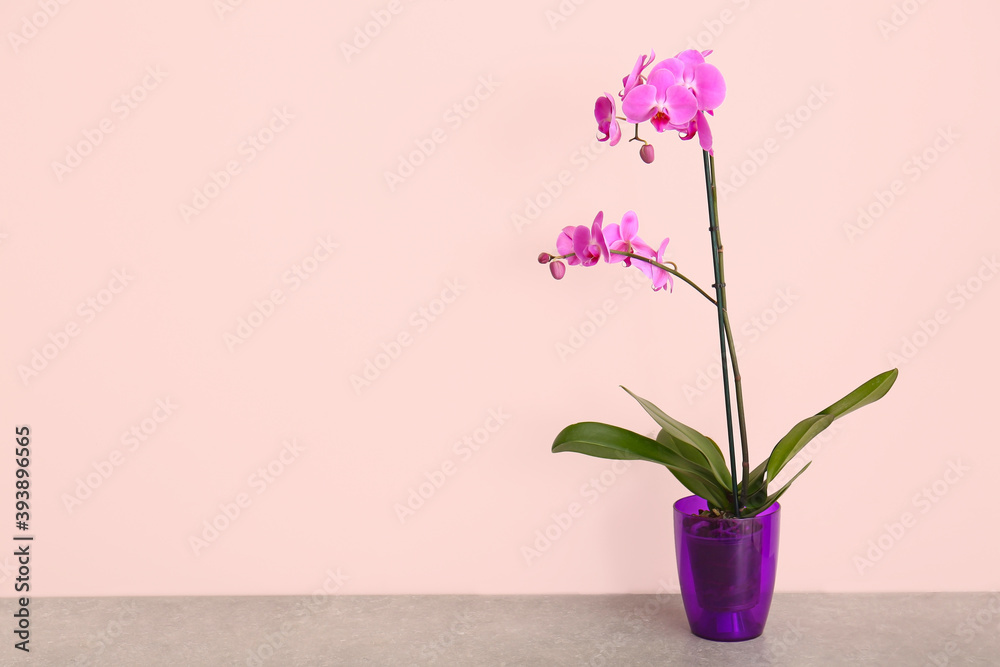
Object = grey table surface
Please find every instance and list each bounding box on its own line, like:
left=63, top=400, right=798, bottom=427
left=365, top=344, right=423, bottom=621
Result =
left=6, top=593, right=999, bottom=666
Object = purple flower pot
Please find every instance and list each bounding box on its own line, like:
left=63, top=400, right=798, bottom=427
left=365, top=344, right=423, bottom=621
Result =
left=673, top=495, right=781, bottom=641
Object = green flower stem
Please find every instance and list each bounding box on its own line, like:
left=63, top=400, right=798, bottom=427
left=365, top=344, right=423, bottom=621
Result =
left=722, top=307, right=750, bottom=506
left=610, top=251, right=717, bottom=305
left=703, top=151, right=750, bottom=514
left=702, top=151, right=741, bottom=516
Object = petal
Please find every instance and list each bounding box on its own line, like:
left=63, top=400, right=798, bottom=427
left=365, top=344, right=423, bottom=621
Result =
left=631, top=237, right=654, bottom=257
left=591, top=216, right=609, bottom=263
left=645, top=49, right=657, bottom=68
left=656, top=237, right=671, bottom=262
left=594, top=95, right=613, bottom=123
left=692, top=63, right=726, bottom=110
left=675, top=50, right=705, bottom=80
left=623, top=49, right=657, bottom=94
left=675, top=119, right=697, bottom=141
left=556, top=227, right=575, bottom=256
left=620, top=210, right=639, bottom=241
left=622, top=54, right=647, bottom=97
left=696, top=111, right=714, bottom=154
left=631, top=246, right=656, bottom=280
left=609, top=119, right=621, bottom=146
left=664, top=85, right=697, bottom=125
left=648, top=69, right=678, bottom=99
left=596, top=121, right=610, bottom=143
left=675, top=49, right=706, bottom=67
left=650, top=114, right=672, bottom=133
left=603, top=223, right=622, bottom=246
left=622, top=85, right=657, bottom=123
left=650, top=58, right=685, bottom=82
left=574, top=225, right=595, bottom=265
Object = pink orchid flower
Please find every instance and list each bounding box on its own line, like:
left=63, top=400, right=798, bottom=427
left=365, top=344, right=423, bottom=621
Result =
left=620, top=49, right=656, bottom=99
left=594, top=94, right=621, bottom=146
left=650, top=237, right=674, bottom=292
left=650, top=50, right=726, bottom=112
left=604, top=210, right=654, bottom=269
left=641, top=49, right=725, bottom=153
left=573, top=211, right=610, bottom=267
left=556, top=226, right=581, bottom=266
left=622, top=68, right=698, bottom=132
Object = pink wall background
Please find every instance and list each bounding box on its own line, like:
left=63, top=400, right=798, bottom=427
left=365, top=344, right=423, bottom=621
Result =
left=2, top=0, right=998, bottom=596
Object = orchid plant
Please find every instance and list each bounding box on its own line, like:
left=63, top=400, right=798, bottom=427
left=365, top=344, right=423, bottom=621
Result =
left=539, top=48, right=897, bottom=518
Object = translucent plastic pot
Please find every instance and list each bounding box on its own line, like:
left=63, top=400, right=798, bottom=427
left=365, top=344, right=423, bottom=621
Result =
left=673, top=495, right=780, bottom=641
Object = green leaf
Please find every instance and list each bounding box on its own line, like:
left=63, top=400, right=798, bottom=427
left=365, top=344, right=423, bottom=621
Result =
left=743, top=462, right=812, bottom=517
left=655, top=428, right=733, bottom=490
left=765, top=414, right=834, bottom=484
left=621, top=387, right=732, bottom=489
left=670, top=468, right=732, bottom=510
left=742, top=458, right=768, bottom=497
left=765, top=369, right=898, bottom=483
left=656, top=430, right=733, bottom=509
left=817, top=368, right=899, bottom=421
left=552, top=422, right=732, bottom=509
